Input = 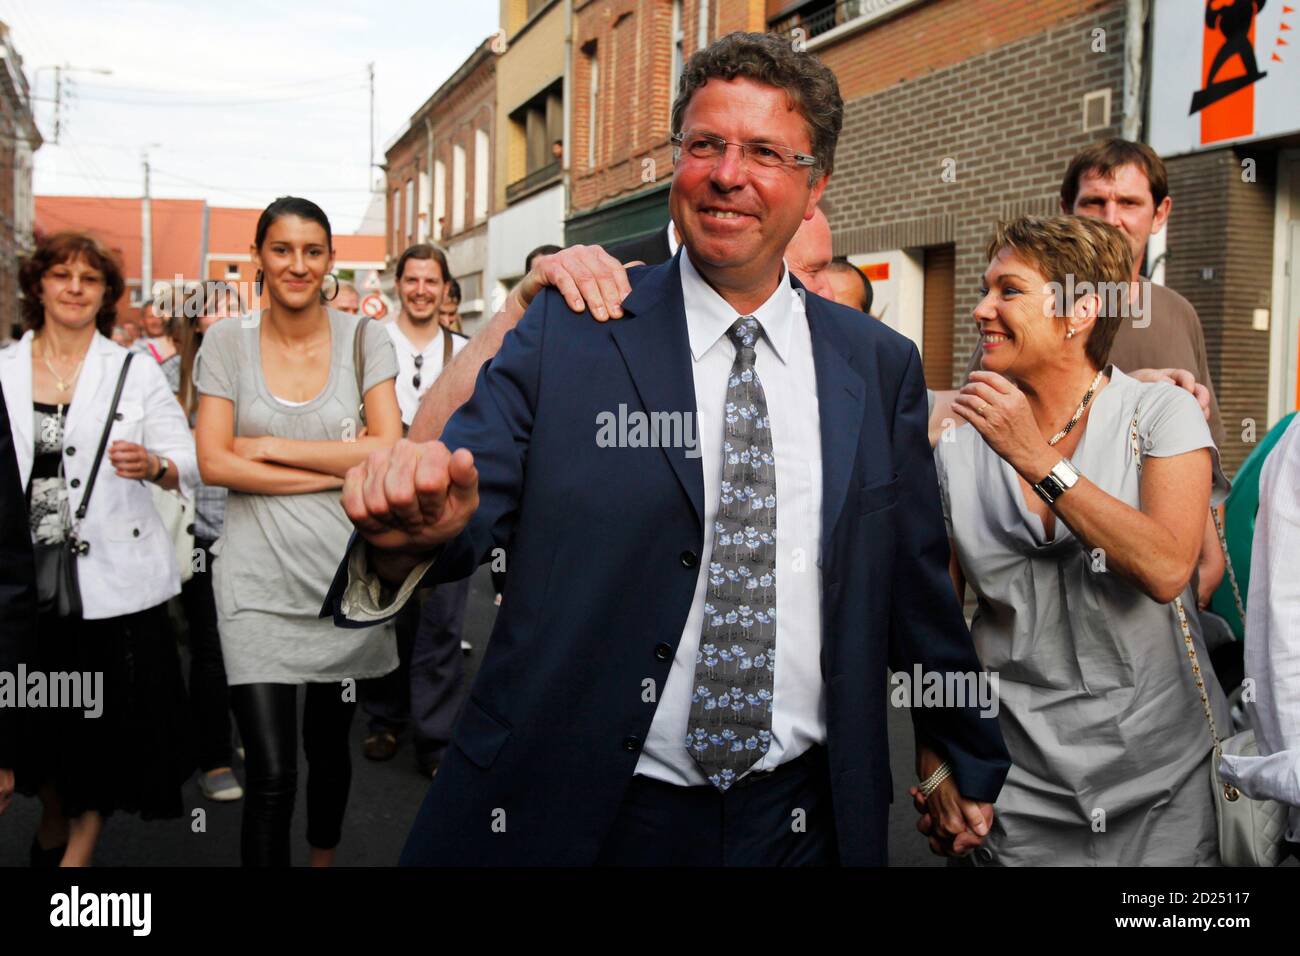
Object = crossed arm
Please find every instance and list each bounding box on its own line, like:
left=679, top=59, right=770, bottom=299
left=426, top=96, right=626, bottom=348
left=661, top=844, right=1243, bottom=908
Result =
left=195, top=381, right=404, bottom=495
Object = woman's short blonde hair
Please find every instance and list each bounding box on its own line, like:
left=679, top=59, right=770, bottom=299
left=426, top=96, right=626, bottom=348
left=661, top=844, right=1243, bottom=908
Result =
left=984, top=215, right=1133, bottom=369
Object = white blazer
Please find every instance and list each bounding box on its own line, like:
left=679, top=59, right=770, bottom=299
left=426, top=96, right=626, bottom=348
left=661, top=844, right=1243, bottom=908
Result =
left=0, top=330, right=198, bottom=620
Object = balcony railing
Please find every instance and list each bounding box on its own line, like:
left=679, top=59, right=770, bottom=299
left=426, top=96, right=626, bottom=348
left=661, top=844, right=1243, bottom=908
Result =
left=505, top=160, right=561, bottom=204
left=770, top=0, right=911, bottom=43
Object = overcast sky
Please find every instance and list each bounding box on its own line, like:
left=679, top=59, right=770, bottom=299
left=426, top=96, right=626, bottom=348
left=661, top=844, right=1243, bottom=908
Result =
left=3, top=0, right=499, bottom=233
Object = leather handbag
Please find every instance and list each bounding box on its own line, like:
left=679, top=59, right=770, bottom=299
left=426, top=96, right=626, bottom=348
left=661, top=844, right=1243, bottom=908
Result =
left=1128, top=408, right=1286, bottom=866
left=149, top=482, right=196, bottom=585
left=34, top=352, right=135, bottom=618
left=1172, top=598, right=1287, bottom=866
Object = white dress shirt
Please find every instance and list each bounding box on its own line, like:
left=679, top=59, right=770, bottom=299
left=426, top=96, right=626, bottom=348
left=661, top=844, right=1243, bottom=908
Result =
left=386, top=321, right=467, bottom=425
left=1220, top=415, right=1300, bottom=842
left=635, top=250, right=825, bottom=786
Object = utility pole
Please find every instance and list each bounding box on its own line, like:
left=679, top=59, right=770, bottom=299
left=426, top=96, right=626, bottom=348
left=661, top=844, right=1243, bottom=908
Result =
left=368, top=61, right=375, bottom=190
left=33, top=63, right=112, bottom=145
left=52, top=65, right=62, bottom=144
left=141, top=150, right=152, bottom=310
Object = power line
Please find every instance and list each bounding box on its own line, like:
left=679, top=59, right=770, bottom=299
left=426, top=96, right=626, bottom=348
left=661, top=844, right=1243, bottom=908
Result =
left=151, top=167, right=378, bottom=195
left=70, top=68, right=371, bottom=99
left=64, top=82, right=370, bottom=109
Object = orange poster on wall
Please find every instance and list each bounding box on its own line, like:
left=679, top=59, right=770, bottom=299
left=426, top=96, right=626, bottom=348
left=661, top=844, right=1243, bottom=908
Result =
left=1193, top=0, right=1267, bottom=145
left=1151, top=0, right=1297, bottom=156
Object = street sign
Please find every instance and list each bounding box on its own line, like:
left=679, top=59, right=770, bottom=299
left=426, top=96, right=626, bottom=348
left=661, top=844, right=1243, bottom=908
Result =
left=360, top=269, right=382, bottom=292
left=361, top=293, right=387, bottom=319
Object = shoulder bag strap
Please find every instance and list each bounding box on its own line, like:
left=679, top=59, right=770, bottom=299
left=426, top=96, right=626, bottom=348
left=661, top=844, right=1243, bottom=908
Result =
left=1129, top=408, right=1223, bottom=760
left=1210, top=506, right=1247, bottom=629
left=75, top=351, right=134, bottom=521
left=442, top=325, right=452, bottom=369
left=352, top=315, right=369, bottom=426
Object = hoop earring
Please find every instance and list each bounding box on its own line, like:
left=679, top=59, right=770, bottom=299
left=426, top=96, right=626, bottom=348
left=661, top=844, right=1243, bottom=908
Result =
left=254, top=270, right=263, bottom=296
left=322, top=273, right=340, bottom=302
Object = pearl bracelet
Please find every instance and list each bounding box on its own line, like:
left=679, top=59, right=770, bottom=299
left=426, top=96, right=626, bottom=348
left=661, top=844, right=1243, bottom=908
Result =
left=919, top=762, right=952, bottom=798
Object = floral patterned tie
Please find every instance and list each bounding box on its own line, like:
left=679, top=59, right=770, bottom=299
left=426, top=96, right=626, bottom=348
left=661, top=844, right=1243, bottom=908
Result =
left=686, top=316, right=776, bottom=791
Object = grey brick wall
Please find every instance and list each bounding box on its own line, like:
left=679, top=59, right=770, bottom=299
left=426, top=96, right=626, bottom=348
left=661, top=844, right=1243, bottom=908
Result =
left=825, top=3, right=1126, bottom=384
left=1164, top=147, right=1274, bottom=474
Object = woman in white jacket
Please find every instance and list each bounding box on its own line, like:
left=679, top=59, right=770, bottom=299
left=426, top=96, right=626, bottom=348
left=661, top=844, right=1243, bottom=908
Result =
left=0, top=231, right=198, bottom=866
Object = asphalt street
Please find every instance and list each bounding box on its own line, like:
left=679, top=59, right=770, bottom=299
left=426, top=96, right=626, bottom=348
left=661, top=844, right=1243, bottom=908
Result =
left=0, top=565, right=940, bottom=867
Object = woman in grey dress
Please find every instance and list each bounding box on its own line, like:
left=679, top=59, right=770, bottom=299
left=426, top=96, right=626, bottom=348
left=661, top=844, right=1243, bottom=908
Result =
left=195, top=197, right=403, bottom=866
left=922, top=216, right=1228, bottom=865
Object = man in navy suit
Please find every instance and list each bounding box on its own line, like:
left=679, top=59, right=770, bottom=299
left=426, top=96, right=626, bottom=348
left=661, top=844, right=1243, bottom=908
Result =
left=325, top=32, right=1008, bottom=865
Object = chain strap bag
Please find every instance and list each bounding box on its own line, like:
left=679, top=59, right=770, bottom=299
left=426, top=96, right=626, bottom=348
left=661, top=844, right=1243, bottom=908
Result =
left=34, top=352, right=135, bottom=618
left=1128, top=408, right=1286, bottom=866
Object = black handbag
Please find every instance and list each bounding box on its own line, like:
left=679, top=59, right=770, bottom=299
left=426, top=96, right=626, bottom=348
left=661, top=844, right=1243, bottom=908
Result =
left=34, top=352, right=134, bottom=618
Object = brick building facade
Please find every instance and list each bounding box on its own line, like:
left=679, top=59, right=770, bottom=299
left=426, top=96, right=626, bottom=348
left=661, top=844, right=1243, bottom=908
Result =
left=815, top=0, right=1125, bottom=391
left=484, top=0, right=567, bottom=314
left=0, top=22, right=40, bottom=341
left=1161, top=148, right=1276, bottom=471
left=386, top=38, right=497, bottom=326
left=374, top=0, right=1295, bottom=463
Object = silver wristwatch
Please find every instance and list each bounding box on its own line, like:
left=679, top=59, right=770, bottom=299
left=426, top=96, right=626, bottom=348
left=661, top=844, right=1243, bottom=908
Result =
left=1032, top=458, right=1080, bottom=505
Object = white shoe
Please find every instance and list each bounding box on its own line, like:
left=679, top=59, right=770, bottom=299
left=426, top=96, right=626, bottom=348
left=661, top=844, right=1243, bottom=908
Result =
left=198, top=768, right=244, bottom=802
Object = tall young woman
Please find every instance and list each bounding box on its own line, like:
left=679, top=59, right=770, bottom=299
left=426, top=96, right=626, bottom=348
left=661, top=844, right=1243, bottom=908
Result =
left=0, top=231, right=197, bottom=867
left=195, top=197, right=403, bottom=866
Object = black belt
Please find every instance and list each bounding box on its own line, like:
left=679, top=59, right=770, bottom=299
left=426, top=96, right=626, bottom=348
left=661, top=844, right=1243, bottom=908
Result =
left=727, top=744, right=827, bottom=791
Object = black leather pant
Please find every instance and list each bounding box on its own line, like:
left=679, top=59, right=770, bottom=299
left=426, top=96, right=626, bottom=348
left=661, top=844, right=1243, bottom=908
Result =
left=229, top=682, right=356, bottom=867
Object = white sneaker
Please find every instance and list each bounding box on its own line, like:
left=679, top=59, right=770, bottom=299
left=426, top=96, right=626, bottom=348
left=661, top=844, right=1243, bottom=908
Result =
left=198, top=768, right=244, bottom=802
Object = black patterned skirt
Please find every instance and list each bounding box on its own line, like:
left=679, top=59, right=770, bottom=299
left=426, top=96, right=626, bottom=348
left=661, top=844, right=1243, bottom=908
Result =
left=14, top=601, right=195, bottom=820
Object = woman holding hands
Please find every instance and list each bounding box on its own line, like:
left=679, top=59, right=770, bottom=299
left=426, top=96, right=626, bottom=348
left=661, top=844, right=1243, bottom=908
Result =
left=919, top=215, right=1228, bottom=865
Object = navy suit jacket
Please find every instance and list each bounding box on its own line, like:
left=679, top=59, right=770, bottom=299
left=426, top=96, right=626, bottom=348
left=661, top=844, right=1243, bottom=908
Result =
left=326, top=253, right=1009, bottom=865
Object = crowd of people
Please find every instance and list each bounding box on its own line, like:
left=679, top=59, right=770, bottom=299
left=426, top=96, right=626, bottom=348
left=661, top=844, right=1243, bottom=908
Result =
left=0, top=30, right=1295, bottom=868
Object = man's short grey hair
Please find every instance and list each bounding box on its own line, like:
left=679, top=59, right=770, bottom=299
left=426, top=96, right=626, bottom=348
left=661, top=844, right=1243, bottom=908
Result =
left=670, top=31, right=843, bottom=186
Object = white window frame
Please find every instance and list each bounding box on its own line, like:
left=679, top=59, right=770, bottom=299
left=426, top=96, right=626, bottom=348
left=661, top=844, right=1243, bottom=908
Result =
left=474, top=128, right=490, bottom=223
left=391, top=189, right=401, bottom=252
left=452, top=143, right=466, bottom=234
left=417, top=170, right=431, bottom=241
left=433, top=159, right=446, bottom=241
left=404, top=180, right=415, bottom=244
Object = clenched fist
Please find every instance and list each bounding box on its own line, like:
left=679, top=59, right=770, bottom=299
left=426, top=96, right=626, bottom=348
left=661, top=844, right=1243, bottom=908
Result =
left=342, top=439, right=480, bottom=570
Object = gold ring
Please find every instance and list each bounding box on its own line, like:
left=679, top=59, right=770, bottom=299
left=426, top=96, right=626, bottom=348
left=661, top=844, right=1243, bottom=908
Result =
left=977, top=403, right=990, bottom=416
